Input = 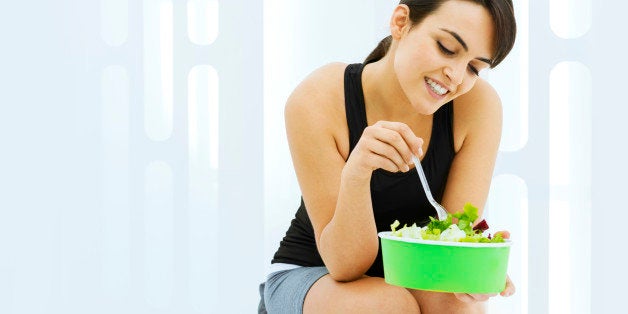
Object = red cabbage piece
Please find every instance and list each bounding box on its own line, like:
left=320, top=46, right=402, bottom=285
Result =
left=473, top=219, right=489, bottom=233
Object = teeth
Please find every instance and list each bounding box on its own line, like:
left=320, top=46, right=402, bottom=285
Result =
left=426, top=78, right=448, bottom=96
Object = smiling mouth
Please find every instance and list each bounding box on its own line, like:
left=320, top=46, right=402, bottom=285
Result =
left=425, top=77, right=449, bottom=96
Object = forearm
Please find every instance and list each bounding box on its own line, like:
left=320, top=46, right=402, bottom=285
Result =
left=318, top=169, right=379, bottom=282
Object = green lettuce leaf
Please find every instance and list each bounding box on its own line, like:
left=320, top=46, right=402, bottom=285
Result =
left=389, top=202, right=505, bottom=243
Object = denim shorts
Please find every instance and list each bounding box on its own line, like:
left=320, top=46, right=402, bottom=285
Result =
left=258, top=266, right=329, bottom=314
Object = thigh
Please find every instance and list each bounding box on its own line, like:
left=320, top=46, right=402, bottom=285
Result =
left=304, top=275, right=420, bottom=314
left=264, top=266, right=330, bottom=314
left=410, top=289, right=486, bottom=314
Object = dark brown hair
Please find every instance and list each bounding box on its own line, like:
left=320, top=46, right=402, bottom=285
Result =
left=364, top=0, right=516, bottom=68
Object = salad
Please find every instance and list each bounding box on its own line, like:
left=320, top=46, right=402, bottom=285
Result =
left=390, top=203, right=505, bottom=243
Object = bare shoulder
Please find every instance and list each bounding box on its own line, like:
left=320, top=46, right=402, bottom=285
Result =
left=285, top=62, right=350, bottom=154
left=285, top=62, right=347, bottom=115
left=454, top=78, right=502, bottom=118
left=452, top=78, right=503, bottom=151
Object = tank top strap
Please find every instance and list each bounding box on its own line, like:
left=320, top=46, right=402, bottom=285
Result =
left=427, top=100, right=454, bottom=161
left=343, top=63, right=368, bottom=153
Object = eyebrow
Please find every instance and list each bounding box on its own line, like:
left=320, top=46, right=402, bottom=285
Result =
left=439, top=28, right=492, bottom=66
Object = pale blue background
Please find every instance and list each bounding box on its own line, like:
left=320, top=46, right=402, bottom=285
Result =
left=0, top=1, right=626, bottom=313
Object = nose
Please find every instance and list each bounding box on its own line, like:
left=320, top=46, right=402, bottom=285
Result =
left=444, top=63, right=464, bottom=86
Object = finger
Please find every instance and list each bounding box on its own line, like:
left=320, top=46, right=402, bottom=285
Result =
left=368, top=127, right=412, bottom=170
left=500, top=275, right=516, bottom=297
left=454, top=293, right=475, bottom=303
left=454, top=292, right=497, bottom=303
left=375, top=121, right=424, bottom=159
left=365, top=138, right=410, bottom=172
left=471, top=294, right=494, bottom=302
left=495, top=230, right=511, bottom=239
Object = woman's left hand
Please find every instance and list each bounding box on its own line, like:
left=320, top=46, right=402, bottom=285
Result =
left=453, top=275, right=515, bottom=302
left=454, top=230, right=516, bottom=302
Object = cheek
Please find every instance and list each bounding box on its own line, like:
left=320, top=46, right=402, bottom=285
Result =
left=393, top=50, right=428, bottom=87
left=394, top=40, right=425, bottom=72
left=393, top=50, right=419, bottom=94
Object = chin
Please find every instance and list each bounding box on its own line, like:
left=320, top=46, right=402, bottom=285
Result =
left=410, top=102, right=439, bottom=115
left=412, top=98, right=446, bottom=115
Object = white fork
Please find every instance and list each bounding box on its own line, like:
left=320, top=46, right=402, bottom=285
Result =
left=411, top=155, right=448, bottom=220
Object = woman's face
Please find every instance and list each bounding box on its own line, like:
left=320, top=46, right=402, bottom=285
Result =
left=392, top=0, right=495, bottom=114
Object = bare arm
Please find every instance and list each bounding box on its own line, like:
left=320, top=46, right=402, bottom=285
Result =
left=442, top=78, right=503, bottom=223
left=439, top=79, right=518, bottom=302
left=285, top=64, right=422, bottom=281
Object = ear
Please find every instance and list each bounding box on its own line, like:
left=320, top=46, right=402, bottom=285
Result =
left=390, top=4, right=411, bottom=40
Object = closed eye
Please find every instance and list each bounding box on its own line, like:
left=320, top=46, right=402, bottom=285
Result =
left=468, top=65, right=479, bottom=76
left=439, top=41, right=481, bottom=76
left=437, top=41, right=454, bottom=55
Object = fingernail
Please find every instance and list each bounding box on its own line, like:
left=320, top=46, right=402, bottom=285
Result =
left=419, top=147, right=424, bottom=156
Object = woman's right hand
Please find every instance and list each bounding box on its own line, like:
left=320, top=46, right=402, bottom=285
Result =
left=343, top=121, right=424, bottom=180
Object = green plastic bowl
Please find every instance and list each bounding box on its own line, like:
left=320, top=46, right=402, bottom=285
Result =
left=378, top=231, right=512, bottom=293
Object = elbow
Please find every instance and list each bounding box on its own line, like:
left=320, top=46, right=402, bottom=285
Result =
left=317, top=226, right=379, bottom=282
left=323, top=254, right=377, bottom=282
left=327, top=269, right=365, bottom=282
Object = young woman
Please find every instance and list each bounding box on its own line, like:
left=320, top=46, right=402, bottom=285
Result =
left=259, top=1, right=517, bottom=313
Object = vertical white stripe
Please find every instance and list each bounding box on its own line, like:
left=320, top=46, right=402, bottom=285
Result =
left=566, top=63, right=592, bottom=314
left=189, top=68, right=200, bottom=167
left=520, top=196, right=529, bottom=314
left=187, top=65, right=219, bottom=171
left=101, top=66, right=131, bottom=299
left=263, top=0, right=300, bottom=270
left=517, top=0, right=529, bottom=154
left=550, top=0, right=592, bottom=38
left=549, top=200, right=571, bottom=314
left=160, top=2, right=174, bottom=131
left=187, top=0, right=219, bottom=45
left=188, top=65, right=219, bottom=312
left=144, top=161, right=174, bottom=308
left=486, top=0, right=529, bottom=152
left=486, top=175, right=528, bottom=314
left=208, top=67, right=219, bottom=170
left=550, top=64, right=570, bottom=185
left=549, top=64, right=571, bottom=313
left=144, top=0, right=173, bottom=141
left=101, top=0, right=128, bottom=46
left=549, top=62, right=591, bottom=314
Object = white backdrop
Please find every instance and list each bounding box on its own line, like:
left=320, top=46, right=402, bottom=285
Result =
left=0, top=0, right=626, bottom=313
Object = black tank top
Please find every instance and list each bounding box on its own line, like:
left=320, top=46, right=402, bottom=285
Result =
left=271, top=63, right=455, bottom=277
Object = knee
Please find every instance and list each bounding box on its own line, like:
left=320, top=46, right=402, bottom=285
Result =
left=394, top=288, right=422, bottom=313
left=416, top=291, right=486, bottom=314
left=365, top=285, right=420, bottom=313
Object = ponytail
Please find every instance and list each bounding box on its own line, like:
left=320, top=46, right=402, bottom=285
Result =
left=364, top=35, right=392, bottom=64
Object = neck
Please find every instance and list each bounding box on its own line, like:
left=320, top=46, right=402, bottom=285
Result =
left=362, top=55, right=428, bottom=124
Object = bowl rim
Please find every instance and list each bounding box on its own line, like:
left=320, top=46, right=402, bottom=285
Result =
left=378, top=231, right=513, bottom=248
